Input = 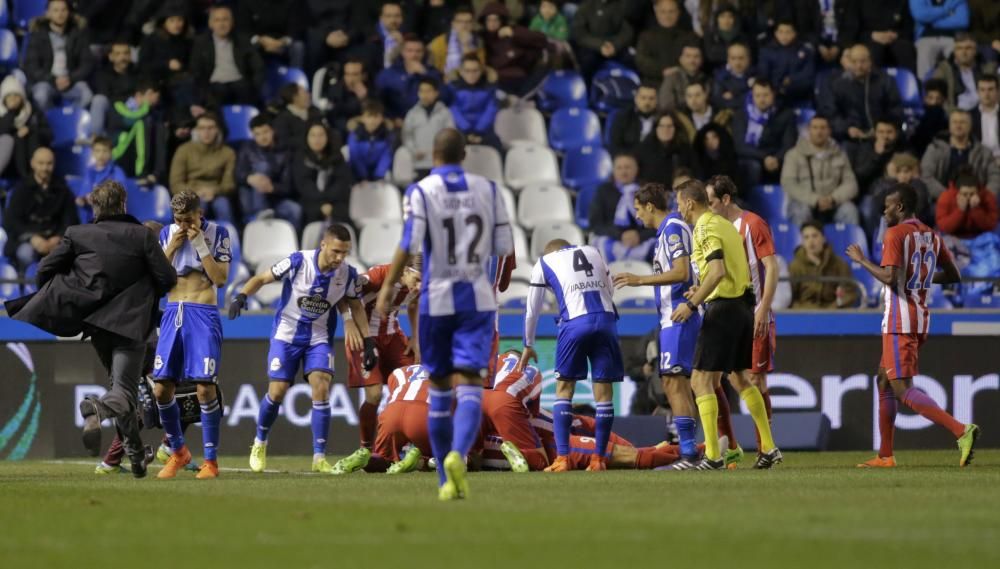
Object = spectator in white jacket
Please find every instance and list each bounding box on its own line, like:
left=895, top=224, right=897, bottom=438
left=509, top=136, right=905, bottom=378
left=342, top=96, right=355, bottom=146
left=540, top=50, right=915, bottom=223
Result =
left=781, top=115, right=860, bottom=225
left=402, top=77, right=454, bottom=177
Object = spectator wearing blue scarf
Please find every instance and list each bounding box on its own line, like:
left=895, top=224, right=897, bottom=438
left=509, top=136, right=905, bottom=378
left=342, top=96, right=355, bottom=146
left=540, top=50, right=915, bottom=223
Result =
left=732, top=78, right=796, bottom=189
left=588, top=153, right=656, bottom=262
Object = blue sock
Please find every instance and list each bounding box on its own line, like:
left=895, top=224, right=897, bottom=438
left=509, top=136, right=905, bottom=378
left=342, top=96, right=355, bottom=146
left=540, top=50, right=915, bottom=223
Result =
left=427, top=387, right=453, bottom=486
left=199, top=398, right=222, bottom=461
left=594, top=401, right=615, bottom=459
left=256, top=394, right=280, bottom=442
left=157, top=398, right=184, bottom=451
left=553, top=398, right=572, bottom=456
left=675, top=416, right=697, bottom=460
left=311, top=400, right=331, bottom=455
left=452, top=385, right=483, bottom=457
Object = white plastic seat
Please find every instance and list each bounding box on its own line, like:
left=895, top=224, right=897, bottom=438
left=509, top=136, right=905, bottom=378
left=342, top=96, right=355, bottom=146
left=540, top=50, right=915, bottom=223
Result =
left=345, top=256, right=368, bottom=273
left=504, top=143, right=560, bottom=190
left=359, top=220, right=403, bottom=266
left=500, top=185, right=517, bottom=228
left=511, top=224, right=530, bottom=263
left=498, top=280, right=531, bottom=307
left=516, top=184, right=574, bottom=230
left=608, top=260, right=654, bottom=276
left=613, top=282, right=656, bottom=303
left=349, top=181, right=402, bottom=227
left=462, top=144, right=503, bottom=182
left=391, top=146, right=416, bottom=186
left=301, top=221, right=357, bottom=251
left=508, top=261, right=533, bottom=283
left=495, top=106, right=547, bottom=148
left=253, top=255, right=286, bottom=305
left=243, top=218, right=298, bottom=270
left=530, top=221, right=585, bottom=261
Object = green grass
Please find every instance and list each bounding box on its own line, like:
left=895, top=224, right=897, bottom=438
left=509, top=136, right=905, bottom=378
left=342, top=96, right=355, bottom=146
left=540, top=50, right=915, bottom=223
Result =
left=1, top=451, right=998, bottom=569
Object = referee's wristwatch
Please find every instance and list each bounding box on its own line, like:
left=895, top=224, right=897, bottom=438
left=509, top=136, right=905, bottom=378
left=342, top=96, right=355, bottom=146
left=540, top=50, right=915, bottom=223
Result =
left=685, top=300, right=698, bottom=312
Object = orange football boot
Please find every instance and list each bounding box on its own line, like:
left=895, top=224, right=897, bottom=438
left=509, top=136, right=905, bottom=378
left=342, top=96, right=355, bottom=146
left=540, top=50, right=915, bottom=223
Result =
left=195, top=459, right=219, bottom=479
left=857, top=456, right=896, bottom=468
left=157, top=445, right=192, bottom=479
left=543, top=456, right=571, bottom=472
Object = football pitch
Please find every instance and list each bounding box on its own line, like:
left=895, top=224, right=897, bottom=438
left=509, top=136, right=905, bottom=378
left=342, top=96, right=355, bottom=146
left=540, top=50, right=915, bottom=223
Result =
left=1, top=451, right=998, bottom=569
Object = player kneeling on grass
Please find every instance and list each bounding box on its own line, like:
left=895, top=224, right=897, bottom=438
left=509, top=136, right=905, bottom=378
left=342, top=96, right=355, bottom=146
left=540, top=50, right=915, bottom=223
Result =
left=229, top=224, right=377, bottom=474
left=480, top=350, right=547, bottom=472
left=358, top=364, right=434, bottom=475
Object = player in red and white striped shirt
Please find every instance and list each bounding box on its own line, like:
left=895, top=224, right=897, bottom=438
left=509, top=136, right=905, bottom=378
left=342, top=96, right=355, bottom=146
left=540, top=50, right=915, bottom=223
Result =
left=847, top=183, right=979, bottom=468
left=481, top=351, right=546, bottom=471
left=364, top=365, right=432, bottom=474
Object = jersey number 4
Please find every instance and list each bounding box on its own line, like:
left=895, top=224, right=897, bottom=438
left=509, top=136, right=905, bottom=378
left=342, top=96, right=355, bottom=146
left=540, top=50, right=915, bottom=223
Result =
left=572, top=249, right=594, bottom=277
left=443, top=215, right=483, bottom=265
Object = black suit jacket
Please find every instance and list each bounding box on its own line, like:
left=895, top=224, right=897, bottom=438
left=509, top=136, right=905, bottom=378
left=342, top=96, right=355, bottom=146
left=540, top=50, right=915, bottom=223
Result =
left=189, top=32, right=264, bottom=93
left=5, top=215, right=177, bottom=341
left=971, top=107, right=1000, bottom=146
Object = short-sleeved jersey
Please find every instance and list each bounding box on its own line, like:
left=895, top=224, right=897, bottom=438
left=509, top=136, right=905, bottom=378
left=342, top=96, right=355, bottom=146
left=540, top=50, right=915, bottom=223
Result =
left=524, top=244, right=616, bottom=347
left=733, top=211, right=776, bottom=319
left=493, top=353, right=543, bottom=416
left=159, top=220, right=231, bottom=276
left=880, top=219, right=951, bottom=334
left=399, top=165, right=514, bottom=316
left=356, top=264, right=417, bottom=337
left=692, top=211, right=752, bottom=302
left=653, top=213, right=695, bottom=328
left=270, top=251, right=358, bottom=346
left=386, top=364, right=431, bottom=404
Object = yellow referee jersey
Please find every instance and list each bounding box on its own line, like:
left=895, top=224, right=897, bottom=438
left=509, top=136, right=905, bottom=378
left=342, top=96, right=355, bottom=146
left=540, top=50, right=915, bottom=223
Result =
left=692, top=211, right=751, bottom=302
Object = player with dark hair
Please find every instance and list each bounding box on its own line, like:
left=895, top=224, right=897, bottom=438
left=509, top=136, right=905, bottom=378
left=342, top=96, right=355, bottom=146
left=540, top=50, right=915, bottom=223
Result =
left=152, top=190, right=231, bottom=479
left=613, top=183, right=703, bottom=468
left=230, top=224, right=376, bottom=473
left=671, top=179, right=781, bottom=470
left=847, top=184, right=979, bottom=468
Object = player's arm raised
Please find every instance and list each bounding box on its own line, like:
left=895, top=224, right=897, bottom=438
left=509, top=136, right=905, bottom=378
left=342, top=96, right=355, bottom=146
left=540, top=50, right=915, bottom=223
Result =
left=188, top=225, right=228, bottom=287
left=613, top=256, right=690, bottom=288
left=846, top=244, right=896, bottom=286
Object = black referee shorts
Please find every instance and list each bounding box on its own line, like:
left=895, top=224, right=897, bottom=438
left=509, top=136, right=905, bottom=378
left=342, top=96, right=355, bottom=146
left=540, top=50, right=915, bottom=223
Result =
left=693, top=289, right=755, bottom=373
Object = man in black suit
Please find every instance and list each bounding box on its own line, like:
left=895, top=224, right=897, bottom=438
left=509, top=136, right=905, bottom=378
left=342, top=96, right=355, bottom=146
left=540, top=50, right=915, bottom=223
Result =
left=972, top=74, right=1000, bottom=160
left=5, top=181, right=177, bottom=477
left=732, top=78, right=797, bottom=188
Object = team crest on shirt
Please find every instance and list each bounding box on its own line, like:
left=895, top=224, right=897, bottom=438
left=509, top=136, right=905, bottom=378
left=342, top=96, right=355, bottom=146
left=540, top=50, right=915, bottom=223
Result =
left=297, top=294, right=332, bottom=317
left=270, top=358, right=282, bottom=372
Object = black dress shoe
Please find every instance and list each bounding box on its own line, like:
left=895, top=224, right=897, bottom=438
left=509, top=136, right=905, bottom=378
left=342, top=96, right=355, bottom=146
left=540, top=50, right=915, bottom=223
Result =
left=79, top=397, right=102, bottom=457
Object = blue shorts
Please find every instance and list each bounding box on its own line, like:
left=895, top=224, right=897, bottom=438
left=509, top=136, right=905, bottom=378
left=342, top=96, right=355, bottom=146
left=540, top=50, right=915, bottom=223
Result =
left=555, top=314, right=624, bottom=382
left=419, top=310, right=495, bottom=378
left=267, top=339, right=334, bottom=383
left=153, top=302, right=222, bottom=383
left=659, top=316, right=701, bottom=377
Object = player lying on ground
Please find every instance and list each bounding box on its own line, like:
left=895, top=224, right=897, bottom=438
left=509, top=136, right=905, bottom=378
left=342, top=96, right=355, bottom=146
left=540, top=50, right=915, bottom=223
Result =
left=360, top=364, right=433, bottom=475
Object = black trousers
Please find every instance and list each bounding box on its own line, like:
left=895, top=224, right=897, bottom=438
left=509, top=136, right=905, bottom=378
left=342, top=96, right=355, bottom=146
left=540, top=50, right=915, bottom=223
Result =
left=89, top=330, right=147, bottom=459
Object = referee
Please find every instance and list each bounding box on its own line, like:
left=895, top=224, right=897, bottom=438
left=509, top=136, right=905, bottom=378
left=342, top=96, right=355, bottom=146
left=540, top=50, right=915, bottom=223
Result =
left=670, top=179, right=782, bottom=470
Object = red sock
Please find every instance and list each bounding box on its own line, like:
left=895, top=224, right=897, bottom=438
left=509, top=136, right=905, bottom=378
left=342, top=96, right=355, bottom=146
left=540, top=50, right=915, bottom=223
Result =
left=878, top=384, right=898, bottom=458
left=103, top=434, right=124, bottom=466
left=359, top=401, right=379, bottom=449
left=902, top=387, right=965, bottom=438
left=715, top=386, right=737, bottom=448
left=635, top=446, right=680, bottom=469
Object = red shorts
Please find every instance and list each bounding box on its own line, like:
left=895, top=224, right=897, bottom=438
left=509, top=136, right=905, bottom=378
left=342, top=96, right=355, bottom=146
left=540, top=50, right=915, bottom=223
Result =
left=880, top=333, right=926, bottom=380
left=347, top=332, right=414, bottom=388
left=481, top=391, right=549, bottom=471
left=373, top=401, right=430, bottom=462
left=750, top=321, right=776, bottom=374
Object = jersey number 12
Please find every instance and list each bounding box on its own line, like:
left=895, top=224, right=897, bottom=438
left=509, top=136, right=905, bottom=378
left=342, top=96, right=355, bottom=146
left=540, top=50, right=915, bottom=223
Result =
left=443, top=215, right=483, bottom=265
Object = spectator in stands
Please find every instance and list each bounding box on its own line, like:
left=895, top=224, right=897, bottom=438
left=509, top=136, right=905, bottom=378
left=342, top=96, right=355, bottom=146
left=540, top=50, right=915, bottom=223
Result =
left=77, top=0, right=132, bottom=48
left=936, top=168, right=1000, bottom=238
left=783, top=115, right=860, bottom=225
left=909, top=79, right=951, bottom=156
left=929, top=33, right=995, bottom=112
left=304, top=0, right=366, bottom=73
left=635, top=0, right=697, bottom=84
left=822, top=44, right=903, bottom=142
left=732, top=78, right=796, bottom=188
left=403, top=77, right=454, bottom=177
left=23, top=0, right=95, bottom=111
left=419, top=0, right=455, bottom=43
left=237, top=0, right=306, bottom=69
left=970, top=0, right=1000, bottom=62
left=294, top=121, right=353, bottom=227
left=107, top=79, right=167, bottom=186
left=429, top=6, right=484, bottom=75
left=850, top=119, right=901, bottom=195
left=0, top=75, right=52, bottom=180
left=190, top=4, right=265, bottom=108
left=789, top=221, right=858, bottom=309
left=676, top=81, right=729, bottom=140
left=479, top=2, right=548, bottom=96
left=911, top=0, right=971, bottom=80
left=658, top=43, right=709, bottom=113
left=169, top=112, right=236, bottom=222
left=609, top=83, right=659, bottom=155
left=703, top=4, right=751, bottom=71
left=529, top=0, right=569, bottom=41
left=866, top=152, right=934, bottom=235
left=694, top=123, right=742, bottom=190
left=588, top=152, right=655, bottom=261
left=236, top=113, right=300, bottom=229
left=711, top=42, right=754, bottom=112
left=922, top=108, right=1000, bottom=198
left=448, top=55, right=501, bottom=152
left=572, top=0, right=634, bottom=80
left=320, top=59, right=370, bottom=135
left=272, top=83, right=324, bottom=152
left=348, top=99, right=394, bottom=182
left=855, top=1, right=916, bottom=71
left=758, top=21, right=816, bottom=106
left=368, top=2, right=407, bottom=71
left=790, top=0, right=852, bottom=65
left=138, top=2, right=195, bottom=117
left=972, top=74, right=1000, bottom=158
left=90, top=40, right=137, bottom=137
left=376, top=35, right=442, bottom=121
left=636, top=112, right=699, bottom=187
left=3, top=147, right=78, bottom=268
left=77, top=136, right=128, bottom=223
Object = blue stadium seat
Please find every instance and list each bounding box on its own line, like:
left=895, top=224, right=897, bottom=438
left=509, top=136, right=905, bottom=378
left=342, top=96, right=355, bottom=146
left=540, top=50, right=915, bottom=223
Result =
left=222, top=105, right=259, bottom=144
left=590, top=64, right=640, bottom=114
left=0, top=258, right=20, bottom=301
left=885, top=67, right=921, bottom=108
left=47, top=107, right=92, bottom=148
left=261, top=65, right=309, bottom=104
left=850, top=262, right=881, bottom=307
left=0, top=227, right=7, bottom=256
left=127, top=184, right=172, bottom=225
left=746, top=185, right=787, bottom=223
left=13, top=0, right=45, bottom=30
left=548, top=107, right=601, bottom=153
left=927, top=284, right=953, bottom=309
left=0, top=1, right=8, bottom=28
left=794, top=106, right=815, bottom=137
left=538, top=70, right=587, bottom=113
left=22, top=262, right=38, bottom=295
left=0, top=29, right=18, bottom=70
left=575, top=183, right=598, bottom=229
left=561, top=145, right=611, bottom=191
left=771, top=221, right=801, bottom=261
left=824, top=223, right=869, bottom=260
left=603, top=108, right=618, bottom=147
left=53, top=145, right=91, bottom=178
left=65, top=175, right=89, bottom=222
left=962, top=289, right=1000, bottom=308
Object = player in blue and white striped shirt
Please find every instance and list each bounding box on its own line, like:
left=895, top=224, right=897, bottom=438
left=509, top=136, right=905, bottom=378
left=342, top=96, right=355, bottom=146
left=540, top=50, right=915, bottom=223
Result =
left=518, top=239, right=623, bottom=472
left=375, top=129, right=514, bottom=500
left=613, top=184, right=703, bottom=468
left=229, top=224, right=377, bottom=474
